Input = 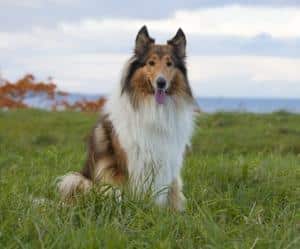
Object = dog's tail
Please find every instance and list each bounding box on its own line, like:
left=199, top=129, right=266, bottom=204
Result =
left=56, top=172, right=92, bottom=199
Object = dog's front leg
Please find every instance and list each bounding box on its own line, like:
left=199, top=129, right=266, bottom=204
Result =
left=153, top=177, right=186, bottom=211
left=167, top=176, right=186, bottom=212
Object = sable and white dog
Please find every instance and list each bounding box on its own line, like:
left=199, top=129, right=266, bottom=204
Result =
left=57, top=26, right=196, bottom=211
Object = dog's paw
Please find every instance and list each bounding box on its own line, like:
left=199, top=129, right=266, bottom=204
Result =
left=171, top=192, right=186, bottom=212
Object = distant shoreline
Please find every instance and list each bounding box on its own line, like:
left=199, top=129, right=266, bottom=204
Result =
left=197, top=97, right=300, bottom=113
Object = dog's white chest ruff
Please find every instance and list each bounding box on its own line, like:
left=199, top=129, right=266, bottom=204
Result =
left=105, top=89, right=194, bottom=200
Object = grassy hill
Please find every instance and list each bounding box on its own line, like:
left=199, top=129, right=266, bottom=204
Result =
left=0, top=110, right=299, bottom=248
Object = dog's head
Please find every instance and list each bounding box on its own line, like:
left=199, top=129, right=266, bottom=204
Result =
left=121, top=26, right=194, bottom=108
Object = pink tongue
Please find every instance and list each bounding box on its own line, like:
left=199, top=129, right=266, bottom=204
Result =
left=155, top=90, right=166, bottom=104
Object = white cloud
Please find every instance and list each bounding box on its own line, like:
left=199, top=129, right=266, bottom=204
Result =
left=58, top=6, right=300, bottom=38
left=173, top=6, right=300, bottom=38
left=3, top=53, right=127, bottom=94
left=189, top=56, right=300, bottom=82
left=1, top=5, right=300, bottom=52
left=188, top=55, right=300, bottom=97
left=1, top=5, right=300, bottom=56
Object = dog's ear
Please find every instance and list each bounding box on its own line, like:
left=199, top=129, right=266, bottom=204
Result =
left=167, top=28, right=186, bottom=59
left=135, top=25, right=154, bottom=57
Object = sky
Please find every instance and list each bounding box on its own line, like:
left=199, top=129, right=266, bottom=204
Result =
left=1, top=0, right=300, bottom=98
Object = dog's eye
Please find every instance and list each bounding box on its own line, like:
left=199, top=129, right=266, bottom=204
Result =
left=166, top=61, right=172, bottom=67
left=148, top=60, right=155, bottom=66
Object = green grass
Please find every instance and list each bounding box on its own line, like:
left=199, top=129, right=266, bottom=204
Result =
left=0, top=109, right=299, bottom=249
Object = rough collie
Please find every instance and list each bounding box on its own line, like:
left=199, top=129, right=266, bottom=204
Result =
left=57, top=26, right=196, bottom=211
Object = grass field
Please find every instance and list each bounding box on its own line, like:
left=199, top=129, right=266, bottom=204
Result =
left=0, top=109, right=299, bottom=249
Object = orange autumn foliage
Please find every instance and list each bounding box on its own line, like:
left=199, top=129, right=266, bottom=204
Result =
left=0, top=96, right=27, bottom=109
left=0, top=74, right=58, bottom=100
left=0, top=74, right=106, bottom=112
left=53, top=98, right=107, bottom=112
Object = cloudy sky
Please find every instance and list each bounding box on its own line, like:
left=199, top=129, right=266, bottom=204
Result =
left=1, top=0, right=300, bottom=98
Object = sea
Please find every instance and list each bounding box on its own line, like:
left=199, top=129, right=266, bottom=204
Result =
left=197, top=97, right=300, bottom=113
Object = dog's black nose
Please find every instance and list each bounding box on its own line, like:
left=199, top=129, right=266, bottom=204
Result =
left=157, top=77, right=166, bottom=89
